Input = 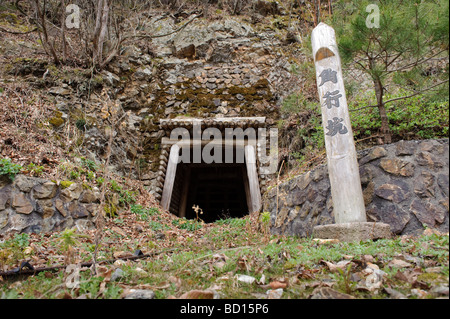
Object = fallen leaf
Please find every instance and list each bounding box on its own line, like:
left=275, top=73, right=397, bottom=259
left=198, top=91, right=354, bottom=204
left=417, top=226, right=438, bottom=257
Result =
left=313, top=238, right=339, bottom=245
left=96, top=266, right=112, bottom=281
left=113, top=251, right=134, bottom=259
left=365, top=273, right=383, bottom=291
left=388, top=259, right=413, bottom=269
left=269, top=280, right=287, bottom=289
left=237, top=256, right=250, bottom=271
left=394, top=270, right=410, bottom=283
left=321, top=260, right=353, bottom=273
left=179, top=289, right=215, bottom=299
left=424, top=267, right=442, bottom=273
left=111, top=226, right=127, bottom=237
left=384, top=287, right=407, bottom=299
left=309, top=287, right=355, bottom=299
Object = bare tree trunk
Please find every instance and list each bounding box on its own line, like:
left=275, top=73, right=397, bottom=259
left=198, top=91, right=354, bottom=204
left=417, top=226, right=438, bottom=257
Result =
left=34, top=0, right=60, bottom=65
left=61, top=0, right=67, bottom=62
left=374, top=78, right=392, bottom=144
left=314, top=0, right=321, bottom=26
left=93, top=0, right=110, bottom=66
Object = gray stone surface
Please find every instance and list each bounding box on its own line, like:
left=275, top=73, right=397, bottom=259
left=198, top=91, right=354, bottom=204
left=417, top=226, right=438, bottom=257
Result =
left=0, top=176, right=99, bottom=235
left=313, top=222, right=392, bottom=242
left=122, top=289, right=155, bottom=299
left=264, top=139, right=449, bottom=237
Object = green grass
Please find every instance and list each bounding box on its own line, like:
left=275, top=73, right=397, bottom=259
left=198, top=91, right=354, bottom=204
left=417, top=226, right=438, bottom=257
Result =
left=0, top=216, right=448, bottom=299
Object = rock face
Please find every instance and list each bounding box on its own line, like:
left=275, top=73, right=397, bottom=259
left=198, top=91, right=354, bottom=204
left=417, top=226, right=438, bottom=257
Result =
left=264, top=139, right=449, bottom=237
left=0, top=177, right=99, bottom=234
left=32, top=13, right=300, bottom=197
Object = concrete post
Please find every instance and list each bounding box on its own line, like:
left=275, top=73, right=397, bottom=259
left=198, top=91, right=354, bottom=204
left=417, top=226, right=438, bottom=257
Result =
left=311, top=23, right=391, bottom=241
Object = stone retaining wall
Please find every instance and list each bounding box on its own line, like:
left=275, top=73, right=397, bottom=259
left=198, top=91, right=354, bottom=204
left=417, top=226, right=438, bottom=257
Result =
left=0, top=176, right=100, bottom=234
left=263, top=139, right=449, bottom=237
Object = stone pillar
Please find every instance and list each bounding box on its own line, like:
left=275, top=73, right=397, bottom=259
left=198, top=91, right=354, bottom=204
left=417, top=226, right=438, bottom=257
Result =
left=311, top=23, right=391, bottom=242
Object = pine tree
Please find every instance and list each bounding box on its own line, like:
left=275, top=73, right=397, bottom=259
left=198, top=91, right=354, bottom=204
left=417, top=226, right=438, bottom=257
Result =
left=332, top=0, right=449, bottom=144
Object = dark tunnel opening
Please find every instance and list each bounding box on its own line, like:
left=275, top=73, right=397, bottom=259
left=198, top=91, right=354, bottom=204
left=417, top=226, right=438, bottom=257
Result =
left=170, top=163, right=250, bottom=223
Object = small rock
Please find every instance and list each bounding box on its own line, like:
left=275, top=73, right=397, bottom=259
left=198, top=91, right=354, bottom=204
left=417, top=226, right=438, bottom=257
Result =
left=101, top=70, right=120, bottom=86
left=375, top=183, right=409, bottom=203
left=430, top=285, right=449, bottom=297
left=384, top=287, right=407, bottom=299
left=416, top=151, right=444, bottom=168
left=33, top=182, right=57, bottom=199
left=12, top=193, right=33, bottom=215
left=359, top=146, right=388, bottom=165
left=134, top=67, right=152, bottom=81
left=123, top=289, right=155, bottom=299
left=236, top=274, right=256, bottom=284
left=60, top=183, right=83, bottom=202
left=134, top=267, right=148, bottom=277
left=395, top=140, right=416, bottom=156
left=267, top=288, right=283, bottom=299
left=0, top=191, right=9, bottom=210
left=410, top=288, right=428, bottom=299
left=111, top=268, right=124, bottom=281
left=380, top=158, right=415, bottom=177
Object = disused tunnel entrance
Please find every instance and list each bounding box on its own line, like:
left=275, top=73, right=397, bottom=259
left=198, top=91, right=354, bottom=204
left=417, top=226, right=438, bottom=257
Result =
left=171, top=163, right=249, bottom=223
left=157, top=117, right=266, bottom=223
left=160, top=143, right=262, bottom=223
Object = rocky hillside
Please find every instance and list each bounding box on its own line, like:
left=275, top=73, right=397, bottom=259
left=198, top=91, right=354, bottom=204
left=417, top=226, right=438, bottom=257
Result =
left=0, top=1, right=314, bottom=191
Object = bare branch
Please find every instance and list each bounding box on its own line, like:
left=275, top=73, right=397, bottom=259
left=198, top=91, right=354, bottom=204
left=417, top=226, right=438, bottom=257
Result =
left=382, top=79, right=449, bottom=105
left=350, top=79, right=449, bottom=112
left=0, top=26, right=37, bottom=34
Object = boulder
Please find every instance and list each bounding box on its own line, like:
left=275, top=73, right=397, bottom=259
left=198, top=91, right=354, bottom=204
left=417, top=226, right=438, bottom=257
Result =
left=33, top=182, right=57, bottom=199
left=60, top=183, right=83, bottom=202
left=12, top=193, right=33, bottom=215
left=380, top=158, right=415, bottom=177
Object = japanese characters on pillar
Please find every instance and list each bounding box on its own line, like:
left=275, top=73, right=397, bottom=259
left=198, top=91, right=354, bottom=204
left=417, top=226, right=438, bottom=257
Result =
left=311, top=23, right=367, bottom=224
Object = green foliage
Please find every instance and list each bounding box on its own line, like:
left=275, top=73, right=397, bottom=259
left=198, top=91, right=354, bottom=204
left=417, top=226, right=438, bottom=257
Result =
left=58, top=228, right=82, bottom=253
left=60, top=181, right=73, bottom=189
left=0, top=158, right=22, bottom=181
left=0, top=233, right=30, bottom=266
left=131, top=204, right=159, bottom=221
left=24, top=162, right=44, bottom=177
left=260, top=211, right=271, bottom=225
left=349, top=91, right=449, bottom=140
left=75, top=118, right=86, bottom=131
left=69, top=169, right=80, bottom=180
left=80, top=157, right=98, bottom=172
left=96, top=177, right=105, bottom=186
left=332, top=0, right=449, bottom=142
left=108, top=180, right=136, bottom=206
left=172, top=218, right=203, bottom=231
left=216, top=217, right=248, bottom=228
left=149, top=220, right=167, bottom=232
left=280, top=93, right=325, bottom=164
